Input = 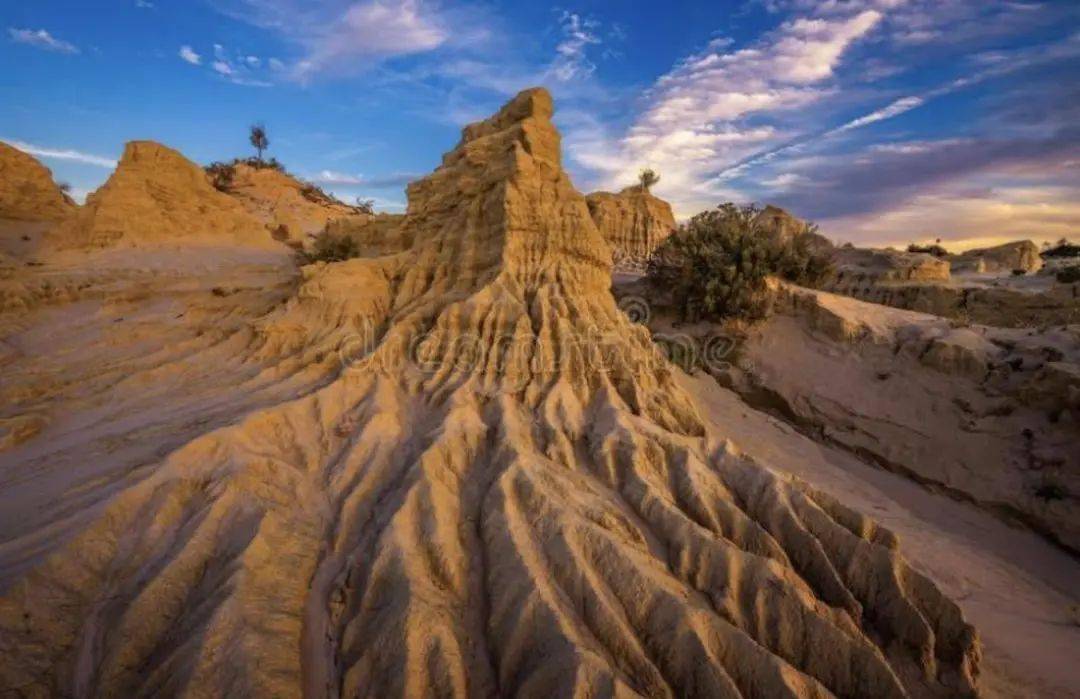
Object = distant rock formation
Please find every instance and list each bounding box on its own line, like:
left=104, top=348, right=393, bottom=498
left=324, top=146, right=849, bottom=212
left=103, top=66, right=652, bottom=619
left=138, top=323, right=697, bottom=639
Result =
left=223, top=163, right=361, bottom=244
left=832, top=246, right=952, bottom=284
left=586, top=186, right=675, bottom=271
left=49, top=141, right=275, bottom=249
left=951, top=240, right=1043, bottom=274
left=0, top=89, right=980, bottom=698
left=0, top=141, right=75, bottom=221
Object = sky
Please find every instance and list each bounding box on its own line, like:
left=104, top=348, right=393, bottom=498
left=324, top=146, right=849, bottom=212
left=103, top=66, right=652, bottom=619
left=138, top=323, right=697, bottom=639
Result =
left=1, top=0, right=1078, bottom=249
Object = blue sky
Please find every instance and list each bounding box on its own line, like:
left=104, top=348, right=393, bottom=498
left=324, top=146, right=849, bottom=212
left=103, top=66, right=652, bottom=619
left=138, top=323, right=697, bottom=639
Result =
left=2, top=0, right=1078, bottom=247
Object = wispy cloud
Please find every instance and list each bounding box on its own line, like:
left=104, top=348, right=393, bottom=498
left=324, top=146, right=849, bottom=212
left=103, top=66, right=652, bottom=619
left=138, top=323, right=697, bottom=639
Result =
left=212, top=0, right=462, bottom=82
left=179, top=45, right=201, bottom=65
left=568, top=7, right=885, bottom=213
left=8, top=28, right=79, bottom=54
left=311, top=170, right=418, bottom=188
left=548, top=11, right=602, bottom=81
left=4, top=139, right=117, bottom=168
left=178, top=42, right=273, bottom=87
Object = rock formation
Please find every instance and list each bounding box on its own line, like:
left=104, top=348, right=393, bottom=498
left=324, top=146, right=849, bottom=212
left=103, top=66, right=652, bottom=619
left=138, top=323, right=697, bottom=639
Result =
left=0, top=89, right=980, bottom=698
left=324, top=212, right=409, bottom=255
left=756, top=204, right=808, bottom=245
left=716, top=284, right=1079, bottom=553
left=48, top=141, right=276, bottom=249
left=0, top=141, right=75, bottom=221
left=222, top=162, right=362, bottom=244
left=586, top=186, right=675, bottom=271
left=831, top=246, right=951, bottom=284
left=951, top=240, right=1043, bottom=274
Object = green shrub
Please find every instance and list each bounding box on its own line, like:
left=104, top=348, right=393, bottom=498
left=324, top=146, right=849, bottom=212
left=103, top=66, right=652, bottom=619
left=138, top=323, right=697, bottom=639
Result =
left=206, top=161, right=236, bottom=191
left=646, top=203, right=833, bottom=323
left=307, top=230, right=360, bottom=263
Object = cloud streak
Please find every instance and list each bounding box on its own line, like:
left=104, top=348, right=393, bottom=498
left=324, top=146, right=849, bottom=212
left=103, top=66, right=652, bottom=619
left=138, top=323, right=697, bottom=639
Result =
left=4, top=139, right=117, bottom=168
left=8, top=28, right=79, bottom=54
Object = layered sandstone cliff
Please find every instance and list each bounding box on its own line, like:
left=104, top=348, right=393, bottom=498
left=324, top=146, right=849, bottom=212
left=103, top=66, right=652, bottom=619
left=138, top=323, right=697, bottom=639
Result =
left=0, top=141, right=75, bottom=221
left=586, top=186, right=675, bottom=271
left=48, top=141, right=275, bottom=249
left=0, top=89, right=980, bottom=698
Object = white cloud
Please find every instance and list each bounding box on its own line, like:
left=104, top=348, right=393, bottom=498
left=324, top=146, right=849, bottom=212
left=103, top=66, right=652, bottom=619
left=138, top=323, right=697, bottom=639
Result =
left=212, top=60, right=234, bottom=76
left=4, top=139, right=117, bottom=168
left=8, top=28, right=79, bottom=54
left=315, top=170, right=364, bottom=185
left=179, top=45, right=202, bottom=65
left=548, top=11, right=602, bottom=82
left=212, top=0, right=457, bottom=82
left=268, top=57, right=286, bottom=71
left=568, top=7, right=885, bottom=215
left=135, top=0, right=155, bottom=8
left=832, top=95, right=924, bottom=132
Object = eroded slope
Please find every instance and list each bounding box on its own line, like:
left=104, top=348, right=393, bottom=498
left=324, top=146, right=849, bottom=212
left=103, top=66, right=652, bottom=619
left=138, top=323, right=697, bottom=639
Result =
left=0, top=89, right=980, bottom=698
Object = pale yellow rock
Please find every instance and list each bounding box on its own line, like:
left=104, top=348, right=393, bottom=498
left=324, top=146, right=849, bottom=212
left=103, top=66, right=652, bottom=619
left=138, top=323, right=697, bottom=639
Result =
left=0, top=141, right=75, bottom=221
left=952, top=240, right=1043, bottom=274
left=224, top=163, right=361, bottom=243
left=586, top=186, right=675, bottom=270
left=48, top=141, right=277, bottom=250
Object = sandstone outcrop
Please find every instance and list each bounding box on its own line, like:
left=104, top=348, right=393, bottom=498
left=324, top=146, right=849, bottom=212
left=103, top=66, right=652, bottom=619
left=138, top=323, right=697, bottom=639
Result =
left=951, top=240, right=1043, bottom=274
left=586, top=185, right=675, bottom=271
left=324, top=212, right=408, bottom=255
left=0, top=141, right=75, bottom=221
left=718, top=284, right=1079, bottom=552
left=0, top=90, right=980, bottom=698
left=832, top=246, right=951, bottom=284
left=48, top=141, right=276, bottom=249
left=222, top=162, right=361, bottom=244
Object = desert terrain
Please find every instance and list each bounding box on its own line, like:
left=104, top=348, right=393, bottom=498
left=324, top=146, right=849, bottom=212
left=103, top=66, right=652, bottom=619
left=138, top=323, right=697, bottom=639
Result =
left=0, top=87, right=1077, bottom=699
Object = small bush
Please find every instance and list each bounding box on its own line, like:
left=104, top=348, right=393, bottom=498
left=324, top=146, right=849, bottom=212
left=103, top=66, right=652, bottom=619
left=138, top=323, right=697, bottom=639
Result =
left=1034, top=478, right=1068, bottom=502
left=646, top=203, right=833, bottom=323
left=1011, top=268, right=1027, bottom=277
left=206, top=161, right=237, bottom=191
left=270, top=224, right=290, bottom=242
left=307, top=230, right=360, bottom=263
left=1056, top=265, right=1080, bottom=283
left=1042, top=241, right=1079, bottom=259
left=356, top=198, right=375, bottom=215
left=907, top=243, right=949, bottom=258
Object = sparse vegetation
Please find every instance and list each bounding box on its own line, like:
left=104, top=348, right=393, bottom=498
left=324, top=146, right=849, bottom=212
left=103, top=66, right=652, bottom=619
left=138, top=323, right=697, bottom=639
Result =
left=249, top=123, right=269, bottom=163
left=1055, top=265, right=1080, bottom=283
left=306, top=229, right=360, bottom=263
left=356, top=197, right=375, bottom=214
left=1042, top=240, right=1080, bottom=259
left=646, top=203, right=834, bottom=323
left=1034, top=477, right=1068, bottom=502
left=638, top=168, right=660, bottom=193
left=57, top=181, right=72, bottom=193
left=907, top=242, right=949, bottom=258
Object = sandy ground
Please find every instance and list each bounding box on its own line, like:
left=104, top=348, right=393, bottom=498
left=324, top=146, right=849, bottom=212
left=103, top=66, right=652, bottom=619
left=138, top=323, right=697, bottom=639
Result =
left=681, top=371, right=1080, bottom=698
